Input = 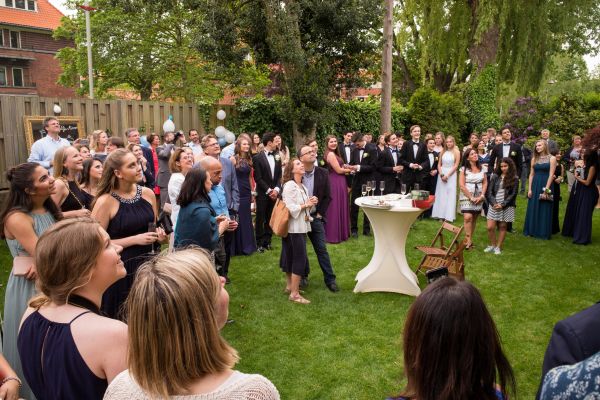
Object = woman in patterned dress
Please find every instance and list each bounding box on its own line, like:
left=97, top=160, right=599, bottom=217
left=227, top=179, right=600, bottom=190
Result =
left=485, top=158, right=518, bottom=255
left=458, top=149, right=487, bottom=249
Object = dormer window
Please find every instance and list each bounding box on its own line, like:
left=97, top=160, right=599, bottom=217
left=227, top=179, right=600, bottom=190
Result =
left=2, top=0, right=37, bottom=11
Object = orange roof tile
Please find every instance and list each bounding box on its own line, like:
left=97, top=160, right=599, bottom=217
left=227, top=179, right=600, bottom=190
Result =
left=0, top=0, right=65, bottom=31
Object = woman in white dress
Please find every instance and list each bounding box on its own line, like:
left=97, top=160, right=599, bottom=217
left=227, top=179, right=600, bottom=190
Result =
left=431, top=135, right=461, bottom=221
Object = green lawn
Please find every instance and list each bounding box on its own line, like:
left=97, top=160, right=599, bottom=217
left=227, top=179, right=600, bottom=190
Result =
left=1, top=192, right=599, bottom=399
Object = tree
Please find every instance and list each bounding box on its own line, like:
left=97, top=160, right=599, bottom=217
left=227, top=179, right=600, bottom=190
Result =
left=54, top=0, right=269, bottom=102
left=394, top=0, right=600, bottom=93
left=380, top=0, right=393, bottom=134
left=193, top=0, right=383, bottom=148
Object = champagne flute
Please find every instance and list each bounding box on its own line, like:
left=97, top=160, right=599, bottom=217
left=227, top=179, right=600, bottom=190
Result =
left=379, top=181, right=385, bottom=196
left=365, top=182, right=372, bottom=197
left=414, top=183, right=420, bottom=191
left=372, top=180, right=377, bottom=196
left=148, top=222, right=157, bottom=254
left=401, top=184, right=407, bottom=196
left=361, top=184, right=367, bottom=197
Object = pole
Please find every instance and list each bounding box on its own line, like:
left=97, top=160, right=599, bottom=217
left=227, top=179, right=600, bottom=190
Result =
left=84, top=0, right=94, bottom=99
left=380, top=0, right=393, bottom=134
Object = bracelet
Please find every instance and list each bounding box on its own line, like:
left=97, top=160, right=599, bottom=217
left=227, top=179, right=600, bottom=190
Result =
left=1, top=376, right=22, bottom=387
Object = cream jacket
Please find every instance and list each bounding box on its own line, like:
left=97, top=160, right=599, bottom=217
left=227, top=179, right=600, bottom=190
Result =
left=282, top=180, right=312, bottom=234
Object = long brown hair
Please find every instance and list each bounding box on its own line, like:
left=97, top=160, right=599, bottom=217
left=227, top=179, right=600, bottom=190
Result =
left=29, top=218, right=105, bottom=308
left=531, top=139, right=550, bottom=164
left=323, top=135, right=342, bottom=161
left=92, top=149, right=132, bottom=209
left=0, top=163, right=62, bottom=238
left=495, top=157, right=517, bottom=191
left=398, top=278, right=515, bottom=400
left=234, top=133, right=253, bottom=168
left=282, top=157, right=300, bottom=184
left=126, top=248, right=238, bottom=397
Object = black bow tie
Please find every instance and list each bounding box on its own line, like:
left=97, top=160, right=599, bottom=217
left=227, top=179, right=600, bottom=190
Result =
left=503, top=143, right=510, bottom=146
left=344, top=144, right=351, bottom=147
left=392, top=150, right=398, bottom=153
left=267, top=152, right=274, bottom=156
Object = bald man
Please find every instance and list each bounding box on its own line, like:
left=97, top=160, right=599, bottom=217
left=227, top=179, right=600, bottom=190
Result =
left=199, top=156, right=238, bottom=281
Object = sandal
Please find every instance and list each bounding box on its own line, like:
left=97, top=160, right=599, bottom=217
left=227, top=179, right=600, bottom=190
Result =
left=289, top=294, right=310, bottom=304
left=284, top=289, right=304, bottom=294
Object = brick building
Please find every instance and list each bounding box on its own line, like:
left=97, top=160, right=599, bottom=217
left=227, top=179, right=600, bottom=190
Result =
left=0, top=0, right=74, bottom=97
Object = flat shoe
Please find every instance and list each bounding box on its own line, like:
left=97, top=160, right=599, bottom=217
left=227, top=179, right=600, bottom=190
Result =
left=289, top=295, right=310, bottom=304
left=284, top=289, right=304, bottom=294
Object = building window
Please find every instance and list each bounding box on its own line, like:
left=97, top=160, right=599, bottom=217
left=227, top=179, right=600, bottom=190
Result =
left=0, top=30, right=4, bottom=47
left=2, top=0, right=36, bottom=10
left=12, top=68, right=23, bottom=87
left=15, top=0, right=25, bottom=9
left=5, top=0, right=14, bottom=7
left=27, top=0, right=35, bottom=10
left=9, top=31, right=20, bottom=48
left=0, top=67, right=7, bottom=86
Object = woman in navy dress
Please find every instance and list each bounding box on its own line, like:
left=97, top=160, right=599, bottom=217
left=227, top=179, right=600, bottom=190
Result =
left=523, top=140, right=557, bottom=240
left=562, top=126, right=600, bottom=244
left=91, top=149, right=166, bottom=320
left=18, top=218, right=128, bottom=400
left=230, top=134, right=257, bottom=255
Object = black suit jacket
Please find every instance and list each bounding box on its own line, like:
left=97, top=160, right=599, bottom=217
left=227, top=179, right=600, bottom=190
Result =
left=338, top=142, right=354, bottom=188
left=489, top=143, right=523, bottom=176
left=252, top=151, right=282, bottom=200
left=399, top=140, right=428, bottom=181
left=350, top=146, right=376, bottom=187
left=536, top=302, right=600, bottom=399
left=377, top=147, right=402, bottom=192
left=310, top=166, right=332, bottom=220
left=141, top=146, right=155, bottom=184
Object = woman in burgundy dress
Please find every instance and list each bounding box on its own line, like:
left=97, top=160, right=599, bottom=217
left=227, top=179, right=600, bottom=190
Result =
left=323, top=135, right=352, bottom=244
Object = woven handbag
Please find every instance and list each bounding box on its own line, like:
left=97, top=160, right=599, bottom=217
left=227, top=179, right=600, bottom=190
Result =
left=269, top=198, right=290, bottom=237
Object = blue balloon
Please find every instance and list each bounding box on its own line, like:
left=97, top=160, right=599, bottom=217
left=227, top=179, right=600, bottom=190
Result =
left=218, top=138, right=227, bottom=147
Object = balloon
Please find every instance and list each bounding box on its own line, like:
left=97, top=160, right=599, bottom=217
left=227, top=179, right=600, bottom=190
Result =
left=162, top=118, right=175, bottom=133
left=215, top=126, right=227, bottom=138
left=225, top=131, right=236, bottom=144
left=216, top=109, right=226, bottom=120
left=218, top=137, right=227, bottom=147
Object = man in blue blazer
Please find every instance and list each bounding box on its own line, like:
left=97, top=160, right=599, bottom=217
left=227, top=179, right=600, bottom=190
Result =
left=536, top=302, right=600, bottom=399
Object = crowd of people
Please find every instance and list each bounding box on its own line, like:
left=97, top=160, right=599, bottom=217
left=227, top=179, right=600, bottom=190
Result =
left=0, top=115, right=599, bottom=398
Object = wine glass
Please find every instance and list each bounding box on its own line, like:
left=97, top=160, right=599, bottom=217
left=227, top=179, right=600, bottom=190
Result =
left=370, top=180, right=376, bottom=196
left=365, top=182, right=372, bottom=197
left=414, top=183, right=420, bottom=191
left=148, top=222, right=157, bottom=254
left=401, top=184, right=407, bottom=196
left=361, top=184, right=367, bottom=197
left=379, top=181, right=385, bottom=196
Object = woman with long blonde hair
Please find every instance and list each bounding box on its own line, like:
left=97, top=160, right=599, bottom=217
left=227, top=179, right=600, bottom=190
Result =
left=52, top=146, right=92, bottom=216
left=431, top=135, right=460, bottom=221
left=104, top=248, right=280, bottom=399
left=91, top=149, right=167, bottom=319
left=523, top=140, right=557, bottom=239
left=18, top=218, right=128, bottom=399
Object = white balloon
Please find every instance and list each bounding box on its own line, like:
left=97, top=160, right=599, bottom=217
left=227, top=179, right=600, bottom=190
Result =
left=162, top=119, right=175, bottom=133
left=216, top=109, right=226, bottom=120
left=215, top=126, right=227, bottom=138
left=225, top=131, right=236, bottom=144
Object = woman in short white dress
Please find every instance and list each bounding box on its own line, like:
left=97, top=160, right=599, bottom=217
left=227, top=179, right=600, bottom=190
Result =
left=485, top=158, right=518, bottom=255
left=432, top=135, right=461, bottom=221
left=459, top=149, right=487, bottom=249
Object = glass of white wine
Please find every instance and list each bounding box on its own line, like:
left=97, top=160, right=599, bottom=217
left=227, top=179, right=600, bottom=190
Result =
left=361, top=184, right=367, bottom=197
left=379, top=181, right=385, bottom=196
left=365, top=182, right=372, bottom=197
left=401, top=184, right=407, bottom=196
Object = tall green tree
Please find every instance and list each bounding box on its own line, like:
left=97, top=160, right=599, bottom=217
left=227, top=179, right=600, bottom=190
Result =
left=394, top=0, right=600, bottom=93
left=54, top=0, right=269, bottom=102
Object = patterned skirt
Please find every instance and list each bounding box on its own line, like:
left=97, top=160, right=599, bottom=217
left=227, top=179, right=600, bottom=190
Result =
left=487, top=188, right=515, bottom=222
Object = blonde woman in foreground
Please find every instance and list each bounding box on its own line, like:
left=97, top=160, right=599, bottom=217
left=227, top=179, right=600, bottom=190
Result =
left=104, top=248, right=280, bottom=400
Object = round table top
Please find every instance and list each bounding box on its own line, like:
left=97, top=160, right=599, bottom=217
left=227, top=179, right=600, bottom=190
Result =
left=355, top=195, right=422, bottom=212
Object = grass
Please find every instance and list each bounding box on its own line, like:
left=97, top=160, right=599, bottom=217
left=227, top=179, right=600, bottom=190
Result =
left=1, top=191, right=599, bottom=399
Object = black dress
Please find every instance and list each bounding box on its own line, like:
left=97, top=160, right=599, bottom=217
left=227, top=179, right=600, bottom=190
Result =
left=231, top=162, right=257, bottom=255
left=562, top=151, right=599, bottom=245
left=102, top=185, right=154, bottom=319
left=551, top=163, right=563, bottom=234
left=61, top=180, right=92, bottom=211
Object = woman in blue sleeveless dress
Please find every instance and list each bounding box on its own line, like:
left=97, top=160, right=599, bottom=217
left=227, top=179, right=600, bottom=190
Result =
left=0, top=163, right=62, bottom=400
left=18, top=218, right=128, bottom=400
left=230, top=135, right=257, bottom=255
left=562, top=142, right=600, bottom=244
left=523, top=140, right=557, bottom=240
left=91, top=149, right=166, bottom=320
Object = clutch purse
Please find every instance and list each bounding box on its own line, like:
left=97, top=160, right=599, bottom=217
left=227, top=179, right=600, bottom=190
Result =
left=539, top=193, right=554, bottom=201
left=13, top=256, right=34, bottom=276
left=158, top=211, right=173, bottom=235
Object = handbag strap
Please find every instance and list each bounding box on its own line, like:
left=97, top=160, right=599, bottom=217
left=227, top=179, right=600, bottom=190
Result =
left=60, top=177, right=86, bottom=209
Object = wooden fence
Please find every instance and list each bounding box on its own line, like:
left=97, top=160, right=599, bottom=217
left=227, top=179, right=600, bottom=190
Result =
left=0, top=95, right=205, bottom=190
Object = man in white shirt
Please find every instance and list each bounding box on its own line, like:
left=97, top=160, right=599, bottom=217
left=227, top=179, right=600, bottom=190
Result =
left=186, top=129, right=204, bottom=156
left=27, top=117, right=70, bottom=174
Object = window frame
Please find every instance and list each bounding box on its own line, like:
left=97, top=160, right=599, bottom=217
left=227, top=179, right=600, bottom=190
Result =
left=12, top=67, right=24, bottom=87
left=14, top=0, right=26, bottom=9
left=9, top=30, right=20, bottom=49
left=0, top=30, right=4, bottom=47
left=0, top=66, right=7, bottom=86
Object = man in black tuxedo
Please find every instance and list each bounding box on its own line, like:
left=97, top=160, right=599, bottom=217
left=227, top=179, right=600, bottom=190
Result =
left=349, top=132, right=377, bottom=237
left=535, top=302, right=600, bottom=399
left=376, top=132, right=403, bottom=194
left=488, top=128, right=523, bottom=177
left=422, top=137, right=439, bottom=217
left=399, top=125, right=428, bottom=191
left=298, top=145, right=339, bottom=292
left=338, top=131, right=355, bottom=189
left=252, top=132, right=282, bottom=252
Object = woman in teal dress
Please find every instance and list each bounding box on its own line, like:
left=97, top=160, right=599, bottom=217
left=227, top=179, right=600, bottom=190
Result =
left=0, top=163, right=62, bottom=399
left=523, top=140, right=557, bottom=240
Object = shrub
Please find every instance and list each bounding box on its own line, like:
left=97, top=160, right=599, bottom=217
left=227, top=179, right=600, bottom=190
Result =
left=465, top=65, right=501, bottom=133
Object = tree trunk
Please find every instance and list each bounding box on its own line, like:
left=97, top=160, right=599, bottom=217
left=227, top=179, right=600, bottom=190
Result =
left=292, top=120, right=316, bottom=152
left=380, top=0, right=393, bottom=134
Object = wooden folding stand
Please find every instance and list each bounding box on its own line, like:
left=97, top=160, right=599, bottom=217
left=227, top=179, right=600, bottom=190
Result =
left=415, top=221, right=466, bottom=280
